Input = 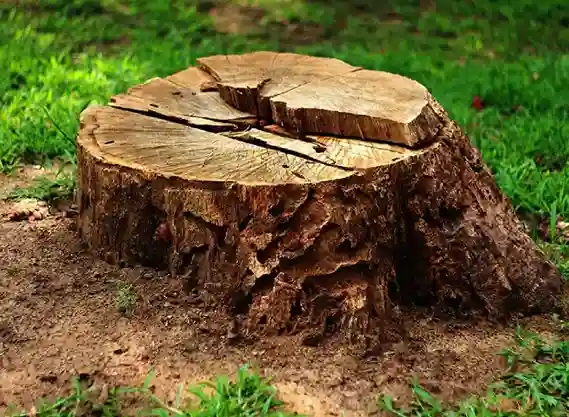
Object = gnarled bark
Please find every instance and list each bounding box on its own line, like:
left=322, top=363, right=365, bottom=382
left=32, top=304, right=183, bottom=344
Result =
left=76, top=51, right=563, bottom=347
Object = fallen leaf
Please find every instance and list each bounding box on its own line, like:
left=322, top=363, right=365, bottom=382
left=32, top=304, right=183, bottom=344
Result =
left=494, top=397, right=521, bottom=413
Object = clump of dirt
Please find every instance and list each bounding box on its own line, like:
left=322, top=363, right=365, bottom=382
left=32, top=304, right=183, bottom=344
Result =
left=0, top=168, right=560, bottom=416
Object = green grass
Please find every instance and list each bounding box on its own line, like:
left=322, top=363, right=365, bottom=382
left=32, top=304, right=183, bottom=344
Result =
left=115, top=281, right=136, bottom=317
left=6, top=365, right=300, bottom=417
left=5, top=170, right=76, bottom=204
left=381, top=327, right=569, bottom=416
left=3, top=0, right=569, bottom=415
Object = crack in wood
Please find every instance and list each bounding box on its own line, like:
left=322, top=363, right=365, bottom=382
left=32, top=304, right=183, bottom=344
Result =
left=223, top=131, right=353, bottom=171
left=107, top=102, right=247, bottom=133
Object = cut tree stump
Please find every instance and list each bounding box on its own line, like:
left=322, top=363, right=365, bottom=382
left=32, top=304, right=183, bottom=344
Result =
left=76, top=51, right=563, bottom=347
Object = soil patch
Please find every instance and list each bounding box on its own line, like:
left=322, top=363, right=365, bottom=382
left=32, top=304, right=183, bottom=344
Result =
left=0, top=169, right=559, bottom=416
left=208, top=2, right=326, bottom=45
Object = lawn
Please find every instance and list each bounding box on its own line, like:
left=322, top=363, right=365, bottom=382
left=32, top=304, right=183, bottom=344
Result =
left=2, top=0, right=569, bottom=415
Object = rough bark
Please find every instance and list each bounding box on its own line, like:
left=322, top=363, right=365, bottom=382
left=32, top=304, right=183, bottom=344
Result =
left=76, top=51, right=563, bottom=348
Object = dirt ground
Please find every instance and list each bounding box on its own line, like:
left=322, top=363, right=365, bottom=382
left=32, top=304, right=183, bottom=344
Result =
left=0, top=168, right=560, bottom=417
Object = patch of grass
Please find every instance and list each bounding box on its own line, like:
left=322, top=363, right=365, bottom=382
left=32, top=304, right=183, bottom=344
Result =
left=381, top=327, right=569, bottom=416
left=5, top=365, right=300, bottom=417
left=0, top=0, right=253, bottom=173
left=115, top=281, right=136, bottom=317
left=236, top=0, right=569, bottom=60
left=540, top=241, right=569, bottom=279
left=5, top=377, right=124, bottom=417
left=5, top=169, right=76, bottom=204
left=2, top=0, right=569, bottom=221
left=143, top=365, right=300, bottom=417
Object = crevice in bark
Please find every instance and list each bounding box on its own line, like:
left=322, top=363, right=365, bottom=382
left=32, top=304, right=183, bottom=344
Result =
left=132, top=205, right=170, bottom=269
left=275, top=188, right=315, bottom=232
left=238, top=214, right=253, bottom=232
left=178, top=244, right=208, bottom=286
left=182, top=211, right=227, bottom=245
left=269, top=198, right=287, bottom=217
left=255, top=189, right=316, bottom=265
left=231, top=290, right=252, bottom=315
left=250, top=271, right=278, bottom=294
left=277, top=222, right=344, bottom=273
left=236, top=271, right=280, bottom=322
left=294, top=263, right=373, bottom=338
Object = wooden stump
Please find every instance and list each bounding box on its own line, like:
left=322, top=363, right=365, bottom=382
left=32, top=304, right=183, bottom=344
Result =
left=76, top=51, right=563, bottom=346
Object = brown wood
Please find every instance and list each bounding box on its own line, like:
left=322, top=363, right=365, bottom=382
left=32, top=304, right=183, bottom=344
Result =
left=197, top=51, right=441, bottom=147
left=76, top=51, right=563, bottom=349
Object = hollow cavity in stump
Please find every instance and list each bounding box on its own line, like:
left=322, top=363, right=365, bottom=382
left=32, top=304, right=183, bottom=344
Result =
left=76, top=51, right=563, bottom=347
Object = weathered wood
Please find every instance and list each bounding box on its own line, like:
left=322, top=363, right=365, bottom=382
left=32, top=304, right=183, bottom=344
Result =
left=198, top=51, right=441, bottom=147
left=109, top=77, right=255, bottom=131
left=76, top=51, right=563, bottom=349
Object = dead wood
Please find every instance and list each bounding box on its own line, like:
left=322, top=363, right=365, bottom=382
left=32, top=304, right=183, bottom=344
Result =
left=76, top=51, right=563, bottom=349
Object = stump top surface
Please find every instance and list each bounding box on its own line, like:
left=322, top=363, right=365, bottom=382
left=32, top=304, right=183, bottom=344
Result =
left=197, top=52, right=441, bottom=146
left=79, top=51, right=443, bottom=185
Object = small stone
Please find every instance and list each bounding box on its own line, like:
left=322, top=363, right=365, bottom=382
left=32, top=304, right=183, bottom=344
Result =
left=142, top=271, right=154, bottom=279
left=7, top=198, right=50, bottom=222
left=343, top=390, right=358, bottom=398
left=184, top=341, right=197, bottom=353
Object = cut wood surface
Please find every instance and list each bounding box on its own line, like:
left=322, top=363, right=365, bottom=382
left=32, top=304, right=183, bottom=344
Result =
left=76, top=51, right=563, bottom=349
left=198, top=51, right=441, bottom=147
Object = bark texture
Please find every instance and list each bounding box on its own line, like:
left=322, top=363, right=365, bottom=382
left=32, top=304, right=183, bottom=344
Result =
left=76, top=51, right=563, bottom=347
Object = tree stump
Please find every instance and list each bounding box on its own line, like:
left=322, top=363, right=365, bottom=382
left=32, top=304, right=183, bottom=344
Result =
left=76, top=51, right=563, bottom=346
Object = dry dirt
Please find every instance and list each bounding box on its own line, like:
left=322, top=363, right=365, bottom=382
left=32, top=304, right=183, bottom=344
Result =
left=0, top=167, right=560, bottom=417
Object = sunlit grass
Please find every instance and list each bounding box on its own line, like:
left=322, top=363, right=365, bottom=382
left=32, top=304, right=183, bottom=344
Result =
left=381, top=328, right=569, bottom=416
left=6, top=365, right=300, bottom=417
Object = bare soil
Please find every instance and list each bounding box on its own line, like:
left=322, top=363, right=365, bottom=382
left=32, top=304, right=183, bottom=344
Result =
left=0, top=168, right=559, bottom=417
left=208, top=2, right=326, bottom=45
